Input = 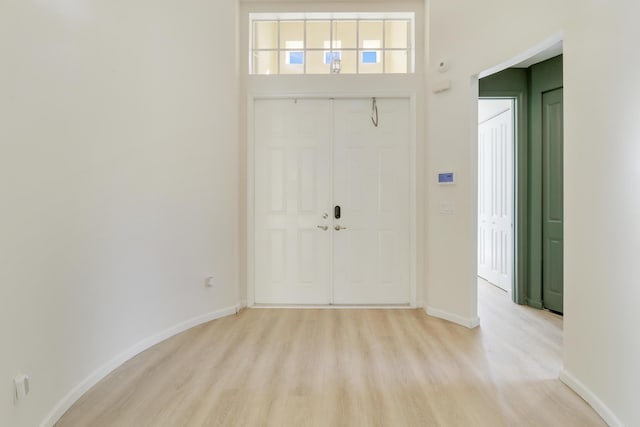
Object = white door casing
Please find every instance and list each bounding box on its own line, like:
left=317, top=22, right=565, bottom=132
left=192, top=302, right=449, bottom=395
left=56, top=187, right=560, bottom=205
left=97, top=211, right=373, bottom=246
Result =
left=252, top=97, right=413, bottom=305
left=478, top=101, right=514, bottom=292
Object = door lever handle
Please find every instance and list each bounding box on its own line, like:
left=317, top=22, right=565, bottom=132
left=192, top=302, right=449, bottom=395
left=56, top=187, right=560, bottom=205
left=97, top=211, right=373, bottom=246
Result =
left=334, top=225, right=347, bottom=231
left=316, top=225, right=328, bottom=231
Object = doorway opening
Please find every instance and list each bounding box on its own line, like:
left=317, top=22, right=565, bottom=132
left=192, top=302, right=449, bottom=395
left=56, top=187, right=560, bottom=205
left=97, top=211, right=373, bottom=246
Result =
left=477, top=98, right=515, bottom=295
left=475, top=38, right=564, bottom=315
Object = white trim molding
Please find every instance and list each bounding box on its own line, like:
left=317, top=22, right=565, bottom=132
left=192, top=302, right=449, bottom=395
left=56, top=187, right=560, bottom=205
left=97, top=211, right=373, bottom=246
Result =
left=425, top=306, right=480, bottom=329
left=560, top=369, right=622, bottom=427
left=253, top=305, right=411, bottom=310
left=478, top=31, right=563, bottom=79
left=40, top=305, right=239, bottom=427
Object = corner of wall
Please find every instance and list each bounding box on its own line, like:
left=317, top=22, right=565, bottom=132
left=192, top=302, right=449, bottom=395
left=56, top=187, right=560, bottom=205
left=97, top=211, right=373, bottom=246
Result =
left=425, top=306, right=480, bottom=329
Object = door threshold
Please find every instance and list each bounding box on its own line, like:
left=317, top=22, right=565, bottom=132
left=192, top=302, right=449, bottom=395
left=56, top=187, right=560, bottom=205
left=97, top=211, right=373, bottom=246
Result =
left=251, top=304, right=412, bottom=309
left=543, top=307, right=563, bottom=317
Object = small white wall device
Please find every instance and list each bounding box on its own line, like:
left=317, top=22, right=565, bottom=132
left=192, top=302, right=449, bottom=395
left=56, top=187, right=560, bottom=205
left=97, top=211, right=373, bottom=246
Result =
left=437, top=59, right=449, bottom=73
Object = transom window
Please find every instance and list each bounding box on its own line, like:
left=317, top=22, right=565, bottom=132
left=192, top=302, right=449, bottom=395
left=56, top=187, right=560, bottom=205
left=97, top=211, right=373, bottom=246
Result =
left=250, top=13, right=414, bottom=75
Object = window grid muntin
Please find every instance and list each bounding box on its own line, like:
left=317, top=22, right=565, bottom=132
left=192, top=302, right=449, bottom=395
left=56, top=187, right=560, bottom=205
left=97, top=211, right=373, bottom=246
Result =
left=251, top=17, right=412, bottom=75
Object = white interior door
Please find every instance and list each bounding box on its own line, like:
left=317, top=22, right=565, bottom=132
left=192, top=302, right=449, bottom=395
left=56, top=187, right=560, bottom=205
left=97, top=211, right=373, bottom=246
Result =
left=254, top=99, right=332, bottom=304
left=478, top=99, right=514, bottom=292
left=332, top=98, right=411, bottom=304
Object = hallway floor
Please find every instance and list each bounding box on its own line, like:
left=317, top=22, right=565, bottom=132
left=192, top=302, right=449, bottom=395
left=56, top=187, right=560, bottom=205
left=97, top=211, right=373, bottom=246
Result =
left=57, top=282, right=605, bottom=426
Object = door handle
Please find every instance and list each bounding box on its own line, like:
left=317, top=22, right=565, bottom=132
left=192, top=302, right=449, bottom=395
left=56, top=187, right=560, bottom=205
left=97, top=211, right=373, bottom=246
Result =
left=334, top=225, right=347, bottom=231
left=317, top=225, right=328, bottom=231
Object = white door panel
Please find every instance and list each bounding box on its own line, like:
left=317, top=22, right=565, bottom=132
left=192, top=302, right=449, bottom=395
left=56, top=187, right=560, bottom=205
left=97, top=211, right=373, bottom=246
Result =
left=333, top=98, right=411, bottom=304
left=478, top=102, right=513, bottom=292
left=254, top=99, right=332, bottom=304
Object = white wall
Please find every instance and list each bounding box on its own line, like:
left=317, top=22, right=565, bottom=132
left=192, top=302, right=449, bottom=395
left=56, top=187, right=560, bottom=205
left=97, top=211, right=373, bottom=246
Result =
left=427, top=0, right=640, bottom=425
left=425, top=0, right=564, bottom=326
left=3, top=0, right=639, bottom=425
left=0, top=1, right=239, bottom=426
left=562, top=1, right=640, bottom=425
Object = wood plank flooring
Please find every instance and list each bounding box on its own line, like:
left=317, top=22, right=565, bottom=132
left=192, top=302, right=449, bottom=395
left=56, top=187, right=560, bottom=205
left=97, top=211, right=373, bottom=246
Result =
left=56, top=281, right=605, bottom=426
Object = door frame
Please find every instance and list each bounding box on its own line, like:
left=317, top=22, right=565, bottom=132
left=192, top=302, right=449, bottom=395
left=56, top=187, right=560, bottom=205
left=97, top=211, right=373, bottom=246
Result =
left=246, top=93, right=418, bottom=307
left=529, top=56, right=563, bottom=310
left=477, top=55, right=563, bottom=308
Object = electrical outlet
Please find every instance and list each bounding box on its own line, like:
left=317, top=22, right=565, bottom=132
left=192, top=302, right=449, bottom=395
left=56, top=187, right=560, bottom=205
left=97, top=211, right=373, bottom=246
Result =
left=205, top=276, right=215, bottom=287
left=14, top=374, right=30, bottom=401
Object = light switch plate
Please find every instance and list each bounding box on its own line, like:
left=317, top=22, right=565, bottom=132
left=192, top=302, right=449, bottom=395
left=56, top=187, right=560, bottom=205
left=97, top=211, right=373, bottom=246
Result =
left=440, top=203, right=454, bottom=215
left=205, top=276, right=215, bottom=287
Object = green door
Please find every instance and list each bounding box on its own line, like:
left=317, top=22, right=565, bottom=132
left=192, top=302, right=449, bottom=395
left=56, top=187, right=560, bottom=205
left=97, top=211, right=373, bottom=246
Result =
left=542, top=88, right=563, bottom=312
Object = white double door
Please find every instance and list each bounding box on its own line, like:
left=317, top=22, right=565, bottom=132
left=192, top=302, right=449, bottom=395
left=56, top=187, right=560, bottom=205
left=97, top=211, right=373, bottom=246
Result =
left=254, top=98, right=410, bottom=305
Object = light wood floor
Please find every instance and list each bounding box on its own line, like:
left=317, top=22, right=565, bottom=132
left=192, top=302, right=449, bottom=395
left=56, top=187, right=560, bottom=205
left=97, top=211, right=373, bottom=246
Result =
left=57, top=281, right=605, bottom=426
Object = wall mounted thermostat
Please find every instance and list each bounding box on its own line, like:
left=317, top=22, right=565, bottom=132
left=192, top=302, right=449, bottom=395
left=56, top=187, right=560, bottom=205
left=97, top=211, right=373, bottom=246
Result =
left=438, top=172, right=455, bottom=185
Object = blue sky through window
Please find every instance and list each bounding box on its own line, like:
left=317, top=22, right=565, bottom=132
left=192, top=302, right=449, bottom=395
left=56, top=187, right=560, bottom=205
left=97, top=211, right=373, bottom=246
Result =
left=362, top=51, right=377, bottom=63
left=289, top=51, right=304, bottom=64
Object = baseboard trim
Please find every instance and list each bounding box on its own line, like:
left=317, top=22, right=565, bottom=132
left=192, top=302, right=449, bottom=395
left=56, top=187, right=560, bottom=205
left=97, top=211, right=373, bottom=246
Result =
left=425, top=306, right=480, bottom=329
left=559, top=368, right=622, bottom=427
left=40, top=304, right=238, bottom=427
left=253, top=304, right=411, bottom=309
